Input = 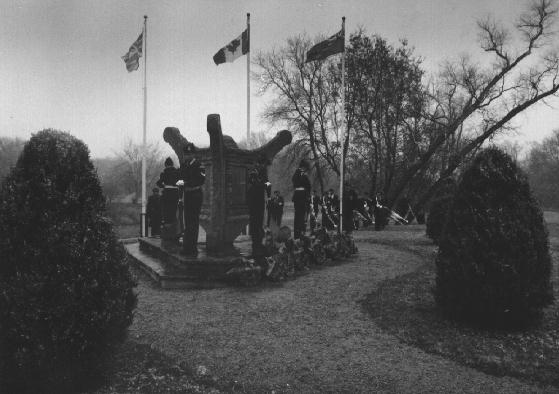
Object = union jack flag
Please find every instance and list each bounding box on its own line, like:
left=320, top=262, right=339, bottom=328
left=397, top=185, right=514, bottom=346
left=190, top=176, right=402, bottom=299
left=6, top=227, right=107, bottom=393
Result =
left=122, top=32, right=143, bottom=72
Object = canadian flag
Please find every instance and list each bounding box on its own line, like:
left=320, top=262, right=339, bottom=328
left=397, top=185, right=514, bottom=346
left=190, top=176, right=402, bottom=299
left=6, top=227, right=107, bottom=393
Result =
left=213, top=29, right=249, bottom=66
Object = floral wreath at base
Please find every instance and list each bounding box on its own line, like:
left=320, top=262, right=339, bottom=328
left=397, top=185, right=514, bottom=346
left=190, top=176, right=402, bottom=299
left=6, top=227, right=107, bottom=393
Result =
left=226, top=224, right=358, bottom=286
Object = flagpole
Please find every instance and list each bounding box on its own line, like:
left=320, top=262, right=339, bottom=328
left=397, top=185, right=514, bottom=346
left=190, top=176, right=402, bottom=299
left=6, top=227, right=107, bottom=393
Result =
left=338, top=16, right=346, bottom=234
left=247, top=12, right=251, bottom=142
left=141, top=15, right=148, bottom=237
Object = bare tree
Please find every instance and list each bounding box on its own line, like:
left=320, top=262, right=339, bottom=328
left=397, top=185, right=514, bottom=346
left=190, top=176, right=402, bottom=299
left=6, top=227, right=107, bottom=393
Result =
left=395, top=0, right=559, bottom=208
left=524, top=129, right=559, bottom=208
left=115, top=139, right=164, bottom=203
left=254, top=35, right=344, bottom=193
left=237, top=131, right=271, bottom=150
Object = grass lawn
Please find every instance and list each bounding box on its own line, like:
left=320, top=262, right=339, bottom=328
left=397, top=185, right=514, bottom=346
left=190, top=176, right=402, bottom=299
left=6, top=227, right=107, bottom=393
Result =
left=96, top=208, right=559, bottom=393
left=361, top=212, right=559, bottom=389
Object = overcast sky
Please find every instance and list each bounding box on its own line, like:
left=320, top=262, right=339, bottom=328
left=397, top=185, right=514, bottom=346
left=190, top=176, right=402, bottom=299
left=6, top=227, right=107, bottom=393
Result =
left=1, top=0, right=557, bottom=158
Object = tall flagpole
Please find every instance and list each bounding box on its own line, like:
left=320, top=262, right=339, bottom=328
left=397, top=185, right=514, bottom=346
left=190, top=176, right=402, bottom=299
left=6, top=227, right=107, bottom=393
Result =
left=338, top=16, right=346, bottom=234
left=247, top=13, right=251, bottom=142
left=141, top=15, right=148, bottom=237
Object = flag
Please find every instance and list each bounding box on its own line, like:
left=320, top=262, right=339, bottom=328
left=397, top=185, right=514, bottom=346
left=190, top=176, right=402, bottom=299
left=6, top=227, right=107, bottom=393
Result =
left=122, top=32, right=143, bottom=72
left=213, top=29, right=249, bottom=65
left=305, top=29, right=344, bottom=62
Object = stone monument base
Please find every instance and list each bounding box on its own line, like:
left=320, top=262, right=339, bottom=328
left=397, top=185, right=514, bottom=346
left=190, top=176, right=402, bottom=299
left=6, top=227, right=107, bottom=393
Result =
left=125, top=237, right=252, bottom=289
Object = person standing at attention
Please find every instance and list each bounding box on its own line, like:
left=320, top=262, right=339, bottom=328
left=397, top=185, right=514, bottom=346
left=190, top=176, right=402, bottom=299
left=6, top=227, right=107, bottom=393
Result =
left=146, top=188, right=161, bottom=237
left=180, top=143, right=206, bottom=257
left=156, top=157, right=180, bottom=238
left=292, top=160, right=311, bottom=239
left=247, top=155, right=272, bottom=256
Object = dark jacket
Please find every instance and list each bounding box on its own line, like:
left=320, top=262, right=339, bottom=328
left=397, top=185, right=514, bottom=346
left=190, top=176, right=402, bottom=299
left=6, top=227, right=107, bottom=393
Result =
left=180, top=158, right=205, bottom=188
left=156, top=166, right=180, bottom=188
left=291, top=169, right=311, bottom=204
left=146, top=194, right=161, bottom=219
left=247, top=163, right=271, bottom=206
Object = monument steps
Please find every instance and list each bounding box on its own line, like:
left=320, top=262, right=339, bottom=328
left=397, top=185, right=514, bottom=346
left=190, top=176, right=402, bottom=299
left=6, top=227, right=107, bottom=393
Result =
left=125, top=237, right=253, bottom=289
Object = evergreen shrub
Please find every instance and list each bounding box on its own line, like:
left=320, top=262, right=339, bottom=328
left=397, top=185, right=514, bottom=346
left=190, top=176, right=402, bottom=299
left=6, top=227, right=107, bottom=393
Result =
left=0, top=130, right=137, bottom=393
left=434, top=148, right=553, bottom=328
left=426, top=177, right=456, bottom=244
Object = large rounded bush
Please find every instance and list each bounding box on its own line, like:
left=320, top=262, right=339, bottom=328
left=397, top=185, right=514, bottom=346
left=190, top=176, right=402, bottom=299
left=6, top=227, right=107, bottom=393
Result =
left=0, top=130, right=137, bottom=393
left=426, top=177, right=456, bottom=244
left=434, top=147, right=553, bottom=328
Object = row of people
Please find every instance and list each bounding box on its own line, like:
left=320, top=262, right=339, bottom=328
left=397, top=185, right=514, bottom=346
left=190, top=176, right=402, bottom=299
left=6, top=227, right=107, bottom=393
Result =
left=148, top=150, right=280, bottom=257
left=146, top=150, right=409, bottom=257
left=146, top=143, right=206, bottom=256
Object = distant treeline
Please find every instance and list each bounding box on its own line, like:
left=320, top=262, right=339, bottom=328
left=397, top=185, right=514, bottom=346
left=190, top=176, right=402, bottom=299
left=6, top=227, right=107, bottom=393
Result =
left=2, top=133, right=559, bottom=211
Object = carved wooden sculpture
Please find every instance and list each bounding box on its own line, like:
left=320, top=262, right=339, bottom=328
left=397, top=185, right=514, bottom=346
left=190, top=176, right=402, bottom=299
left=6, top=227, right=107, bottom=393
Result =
left=163, top=114, right=292, bottom=254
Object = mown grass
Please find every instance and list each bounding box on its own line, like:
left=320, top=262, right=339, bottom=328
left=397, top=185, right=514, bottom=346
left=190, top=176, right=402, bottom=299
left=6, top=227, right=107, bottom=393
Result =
left=94, top=209, right=559, bottom=392
left=361, top=212, right=559, bottom=388
left=92, top=340, right=226, bottom=394
left=106, top=202, right=141, bottom=239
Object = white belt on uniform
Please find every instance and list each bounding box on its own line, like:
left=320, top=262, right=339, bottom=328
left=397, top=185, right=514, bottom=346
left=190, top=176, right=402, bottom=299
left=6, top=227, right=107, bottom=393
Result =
left=295, top=187, right=305, bottom=191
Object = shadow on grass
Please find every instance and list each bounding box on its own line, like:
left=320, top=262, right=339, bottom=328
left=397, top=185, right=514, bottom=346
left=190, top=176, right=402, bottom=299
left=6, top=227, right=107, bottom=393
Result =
left=94, top=339, right=249, bottom=393
left=360, top=260, right=559, bottom=388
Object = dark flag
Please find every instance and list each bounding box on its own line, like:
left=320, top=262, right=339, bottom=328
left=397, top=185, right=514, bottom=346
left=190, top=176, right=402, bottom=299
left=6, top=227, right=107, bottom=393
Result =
left=213, top=29, right=250, bottom=65
left=122, top=32, right=143, bottom=72
left=305, top=29, right=344, bottom=62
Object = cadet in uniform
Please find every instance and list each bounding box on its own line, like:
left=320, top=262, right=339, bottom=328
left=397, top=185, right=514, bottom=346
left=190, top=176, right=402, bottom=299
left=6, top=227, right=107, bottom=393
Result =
left=156, top=157, right=180, bottom=228
left=292, top=160, right=311, bottom=239
left=342, top=184, right=358, bottom=233
left=180, top=143, right=206, bottom=256
left=247, top=155, right=271, bottom=256
left=146, top=188, right=161, bottom=236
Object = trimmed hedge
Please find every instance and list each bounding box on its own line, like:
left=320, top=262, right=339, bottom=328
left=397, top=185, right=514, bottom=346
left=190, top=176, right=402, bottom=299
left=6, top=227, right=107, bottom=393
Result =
left=434, top=147, right=553, bottom=328
left=0, top=130, right=137, bottom=393
left=426, top=177, right=456, bottom=244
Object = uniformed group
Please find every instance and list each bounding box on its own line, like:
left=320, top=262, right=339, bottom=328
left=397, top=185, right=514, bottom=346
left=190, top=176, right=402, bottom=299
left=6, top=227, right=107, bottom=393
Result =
left=294, top=159, right=384, bottom=236
left=147, top=153, right=382, bottom=257
left=146, top=143, right=205, bottom=256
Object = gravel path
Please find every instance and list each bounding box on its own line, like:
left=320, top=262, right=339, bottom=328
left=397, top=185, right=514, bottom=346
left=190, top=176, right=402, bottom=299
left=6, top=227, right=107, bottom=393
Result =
left=130, top=228, right=550, bottom=393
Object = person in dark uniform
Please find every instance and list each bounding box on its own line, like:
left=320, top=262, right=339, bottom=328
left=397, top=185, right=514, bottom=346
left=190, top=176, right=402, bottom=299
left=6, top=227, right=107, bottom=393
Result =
left=292, top=160, right=311, bottom=239
left=180, top=143, right=205, bottom=256
left=360, top=192, right=374, bottom=227
left=146, top=188, right=161, bottom=236
left=272, top=190, right=284, bottom=226
left=266, top=195, right=275, bottom=227
left=374, top=192, right=389, bottom=231
left=247, top=155, right=271, bottom=256
left=156, top=157, right=180, bottom=227
left=354, top=194, right=373, bottom=228
left=342, top=184, right=358, bottom=233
